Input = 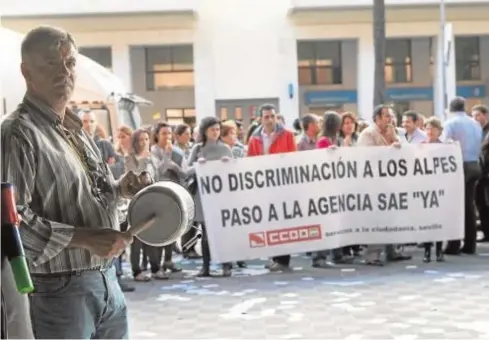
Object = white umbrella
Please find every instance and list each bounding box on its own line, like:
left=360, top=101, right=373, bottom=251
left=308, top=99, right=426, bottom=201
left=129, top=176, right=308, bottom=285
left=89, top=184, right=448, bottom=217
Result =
left=1, top=28, right=128, bottom=113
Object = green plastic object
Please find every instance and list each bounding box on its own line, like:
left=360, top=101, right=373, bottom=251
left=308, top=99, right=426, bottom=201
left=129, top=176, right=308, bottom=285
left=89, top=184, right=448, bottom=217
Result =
left=10, top=256, right=34, bottom=294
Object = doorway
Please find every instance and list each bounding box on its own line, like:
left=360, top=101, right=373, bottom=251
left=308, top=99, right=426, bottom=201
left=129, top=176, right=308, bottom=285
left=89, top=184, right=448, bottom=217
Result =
left=215, top=98, right=279, bottom=128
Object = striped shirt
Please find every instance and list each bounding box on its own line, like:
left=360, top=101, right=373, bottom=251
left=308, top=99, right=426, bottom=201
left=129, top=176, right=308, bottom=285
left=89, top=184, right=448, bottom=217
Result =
left=1, top=95, right=119, bottom=274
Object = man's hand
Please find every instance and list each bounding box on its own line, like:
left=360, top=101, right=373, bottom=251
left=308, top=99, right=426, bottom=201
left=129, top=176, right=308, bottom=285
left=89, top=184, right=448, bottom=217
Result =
left=118, top=170, right=153, bottom=198
left=328, top=144, right=338, bottom=150
left=197, top=158, right=206, bottom=164
left=392, top=141, right=402, bottom=148
left=221, top=156, right=231, bottom=162
left=70, top=229, right=134, bottom=259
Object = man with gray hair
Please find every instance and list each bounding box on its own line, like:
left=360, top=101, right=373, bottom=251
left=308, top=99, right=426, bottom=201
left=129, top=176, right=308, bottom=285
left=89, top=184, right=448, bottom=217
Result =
left=1, top=26, right=150, bottom=338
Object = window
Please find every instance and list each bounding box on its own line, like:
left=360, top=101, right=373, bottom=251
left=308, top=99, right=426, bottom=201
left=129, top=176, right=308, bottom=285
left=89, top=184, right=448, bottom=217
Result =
left=234, top=107, right=243, bottom=120
left=145, top=45, right=194, bottom=90
left=165, top=108, right=196, bottom=126
left=385, top=39, right=412, bottom=83
left=297, top=40, right=342, bottom=85
left=79, top=47, right=112, bottom=71
left=220, top=107, right=228, bottom=121
left=455, top=36, right=481, bottom=81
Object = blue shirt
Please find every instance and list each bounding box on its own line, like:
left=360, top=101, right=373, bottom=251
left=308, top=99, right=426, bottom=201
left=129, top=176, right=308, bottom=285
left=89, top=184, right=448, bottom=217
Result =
left=441, top=112, right=482, bottom=162
left=406, top=128, right=427, bottom=144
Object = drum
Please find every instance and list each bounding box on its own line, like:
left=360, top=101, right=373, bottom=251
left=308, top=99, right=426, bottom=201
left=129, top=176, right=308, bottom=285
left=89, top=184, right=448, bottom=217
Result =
left=127, top=181, right=195, bottom=247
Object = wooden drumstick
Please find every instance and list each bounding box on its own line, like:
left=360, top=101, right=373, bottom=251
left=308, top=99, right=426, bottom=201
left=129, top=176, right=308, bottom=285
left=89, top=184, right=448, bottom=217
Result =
left=127, top=215, right=157, bottom=236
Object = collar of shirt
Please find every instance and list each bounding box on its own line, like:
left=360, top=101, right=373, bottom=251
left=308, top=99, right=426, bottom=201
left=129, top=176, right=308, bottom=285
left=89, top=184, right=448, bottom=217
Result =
left=24, top=93, right=82, bottom=132
left=261, top=126, right=277, bottom=138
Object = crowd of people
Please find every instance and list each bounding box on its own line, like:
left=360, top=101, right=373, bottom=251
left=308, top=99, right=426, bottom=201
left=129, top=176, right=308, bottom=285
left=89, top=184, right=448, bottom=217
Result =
left=81, top=96, right=489, bottom=293
left=1, top=26, right=489, bottom=340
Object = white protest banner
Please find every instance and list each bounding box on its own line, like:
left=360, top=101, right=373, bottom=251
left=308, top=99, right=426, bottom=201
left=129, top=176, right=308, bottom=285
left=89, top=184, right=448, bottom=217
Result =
left=195, top=144, right=464, bottom=263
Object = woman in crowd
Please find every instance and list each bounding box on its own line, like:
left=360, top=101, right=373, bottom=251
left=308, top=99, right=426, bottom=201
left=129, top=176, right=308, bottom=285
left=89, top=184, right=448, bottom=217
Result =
left=188, top=117, right=233, bottom=277
left=338, top=112, right=359, bottom=147
left=126, top=128, right=170, bottom=281
left=174, top=123, right=192, bottom=158
left=115, top=126, right=133, bottom=156
left=150, top=122, right=183, bottom=273
left=221, top=120, right=246, bottom=159
left=220, top=121, right=247, bottom=269
left=338, top=112, right=361, bottom=257
left=422, top=117, right=445, bottom=262
left=315, top=111, right=354, bottom=266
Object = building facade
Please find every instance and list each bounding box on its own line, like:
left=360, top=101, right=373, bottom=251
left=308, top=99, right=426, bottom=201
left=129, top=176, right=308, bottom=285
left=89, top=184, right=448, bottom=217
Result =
left=3, top=0, right=489, bottom=126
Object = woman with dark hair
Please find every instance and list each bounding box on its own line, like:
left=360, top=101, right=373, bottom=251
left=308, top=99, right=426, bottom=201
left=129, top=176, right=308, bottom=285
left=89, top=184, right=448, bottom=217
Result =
left=315, top=111, right=354, bottom=267
left=187, top=117, right=233, bottom=277
left=338, top=112, right=359, bottom=147
left=338, top=112, right=361, bottom=257
left=150, top=122, right=183, bottom=273
left=125, top=129, right=169, bottom=281
left=317, top=111, right=342, bottom=148
left=174, top=123, right=192, bottom=158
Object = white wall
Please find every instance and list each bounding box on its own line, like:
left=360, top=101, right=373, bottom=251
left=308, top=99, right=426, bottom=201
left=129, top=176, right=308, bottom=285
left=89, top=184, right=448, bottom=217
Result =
left=1, top=0, right=198, bottom=16
left=3, top=0, right=486, bottom=16
left=193, top=0, right=299, bottom=124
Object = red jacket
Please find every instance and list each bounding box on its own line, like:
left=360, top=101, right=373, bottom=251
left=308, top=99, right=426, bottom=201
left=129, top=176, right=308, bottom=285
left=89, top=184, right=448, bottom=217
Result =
left=247, top=125, right=296, bottom=156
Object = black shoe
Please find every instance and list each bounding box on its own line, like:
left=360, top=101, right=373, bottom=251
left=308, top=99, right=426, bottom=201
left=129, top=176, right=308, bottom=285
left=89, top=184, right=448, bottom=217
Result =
left=444, top=248, right=461, bottom=255
left=436, top=253, right=445, bottom=262
left=423, top=250, right=431, bottom=263
left=118, top=280, right=136, bottom=292
left=237, top=261, right=247, bottom=268
left=222, top=264, right=232, bottom=277
left=197, top=268, right=211, bottom=277
left=461, top=247, right=476, bottom=255
left=184, top=250, right=202, bottom=259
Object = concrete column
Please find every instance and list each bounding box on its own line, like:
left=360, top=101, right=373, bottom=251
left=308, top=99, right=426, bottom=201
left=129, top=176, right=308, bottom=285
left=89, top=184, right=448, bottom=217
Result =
left=111, top=44, right=132, bottom=92
left=356, top=31, right=375, bottom=121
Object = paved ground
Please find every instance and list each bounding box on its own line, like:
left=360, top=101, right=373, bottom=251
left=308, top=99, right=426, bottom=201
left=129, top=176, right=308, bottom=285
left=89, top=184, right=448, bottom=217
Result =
left=123, top=245, right=489, bottom=339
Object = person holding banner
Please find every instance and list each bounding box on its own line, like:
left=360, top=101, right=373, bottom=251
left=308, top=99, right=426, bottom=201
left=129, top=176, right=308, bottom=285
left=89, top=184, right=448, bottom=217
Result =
left=357, top=105, right=407, bottom=265
left=316, top=111, right=354, bottom=266
left=188, top=116, right=233, bottom=277
left=421, top=117, right=445, bottom=262
left=247, top=104, right=296, bottom=272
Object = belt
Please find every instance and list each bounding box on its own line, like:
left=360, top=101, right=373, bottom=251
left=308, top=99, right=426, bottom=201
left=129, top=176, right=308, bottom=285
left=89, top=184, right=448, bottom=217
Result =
left=31, top=266, right=112, bottom=278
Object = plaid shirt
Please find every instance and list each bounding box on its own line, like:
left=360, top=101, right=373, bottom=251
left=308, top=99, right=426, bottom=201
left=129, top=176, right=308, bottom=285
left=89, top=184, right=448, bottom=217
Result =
left=1, top=94, right=119, bottom=274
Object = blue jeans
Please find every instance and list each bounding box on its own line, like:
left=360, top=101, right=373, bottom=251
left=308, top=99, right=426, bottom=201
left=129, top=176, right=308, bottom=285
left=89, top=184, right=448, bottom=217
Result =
left=28, top=267, right=128, bottom=339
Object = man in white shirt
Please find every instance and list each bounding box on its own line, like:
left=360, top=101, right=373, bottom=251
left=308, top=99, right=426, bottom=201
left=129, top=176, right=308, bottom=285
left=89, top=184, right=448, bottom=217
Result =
left=402, top=111, right=427, bottom=144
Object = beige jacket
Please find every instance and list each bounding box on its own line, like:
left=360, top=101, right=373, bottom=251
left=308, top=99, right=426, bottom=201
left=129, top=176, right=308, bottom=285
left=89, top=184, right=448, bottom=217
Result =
left=357, top=124, right=397, bottom=147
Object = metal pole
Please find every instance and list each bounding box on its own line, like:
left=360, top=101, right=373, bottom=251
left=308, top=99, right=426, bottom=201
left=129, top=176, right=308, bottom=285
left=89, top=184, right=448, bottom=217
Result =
left=439, top=0, right=447, bottom=118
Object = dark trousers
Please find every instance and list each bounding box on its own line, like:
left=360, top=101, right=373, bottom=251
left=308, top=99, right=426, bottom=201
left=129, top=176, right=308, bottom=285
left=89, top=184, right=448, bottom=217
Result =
left=475, top=177, right=489, bottom=237
left=130, top=239, right=162, bottom=275
left=201, top=224, right=211, bottom=270
left=273, top=255, right=291, bottom=266
left=446, top=162, right=481, bottom=253
left=424, top=242, right=443, bottom=253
